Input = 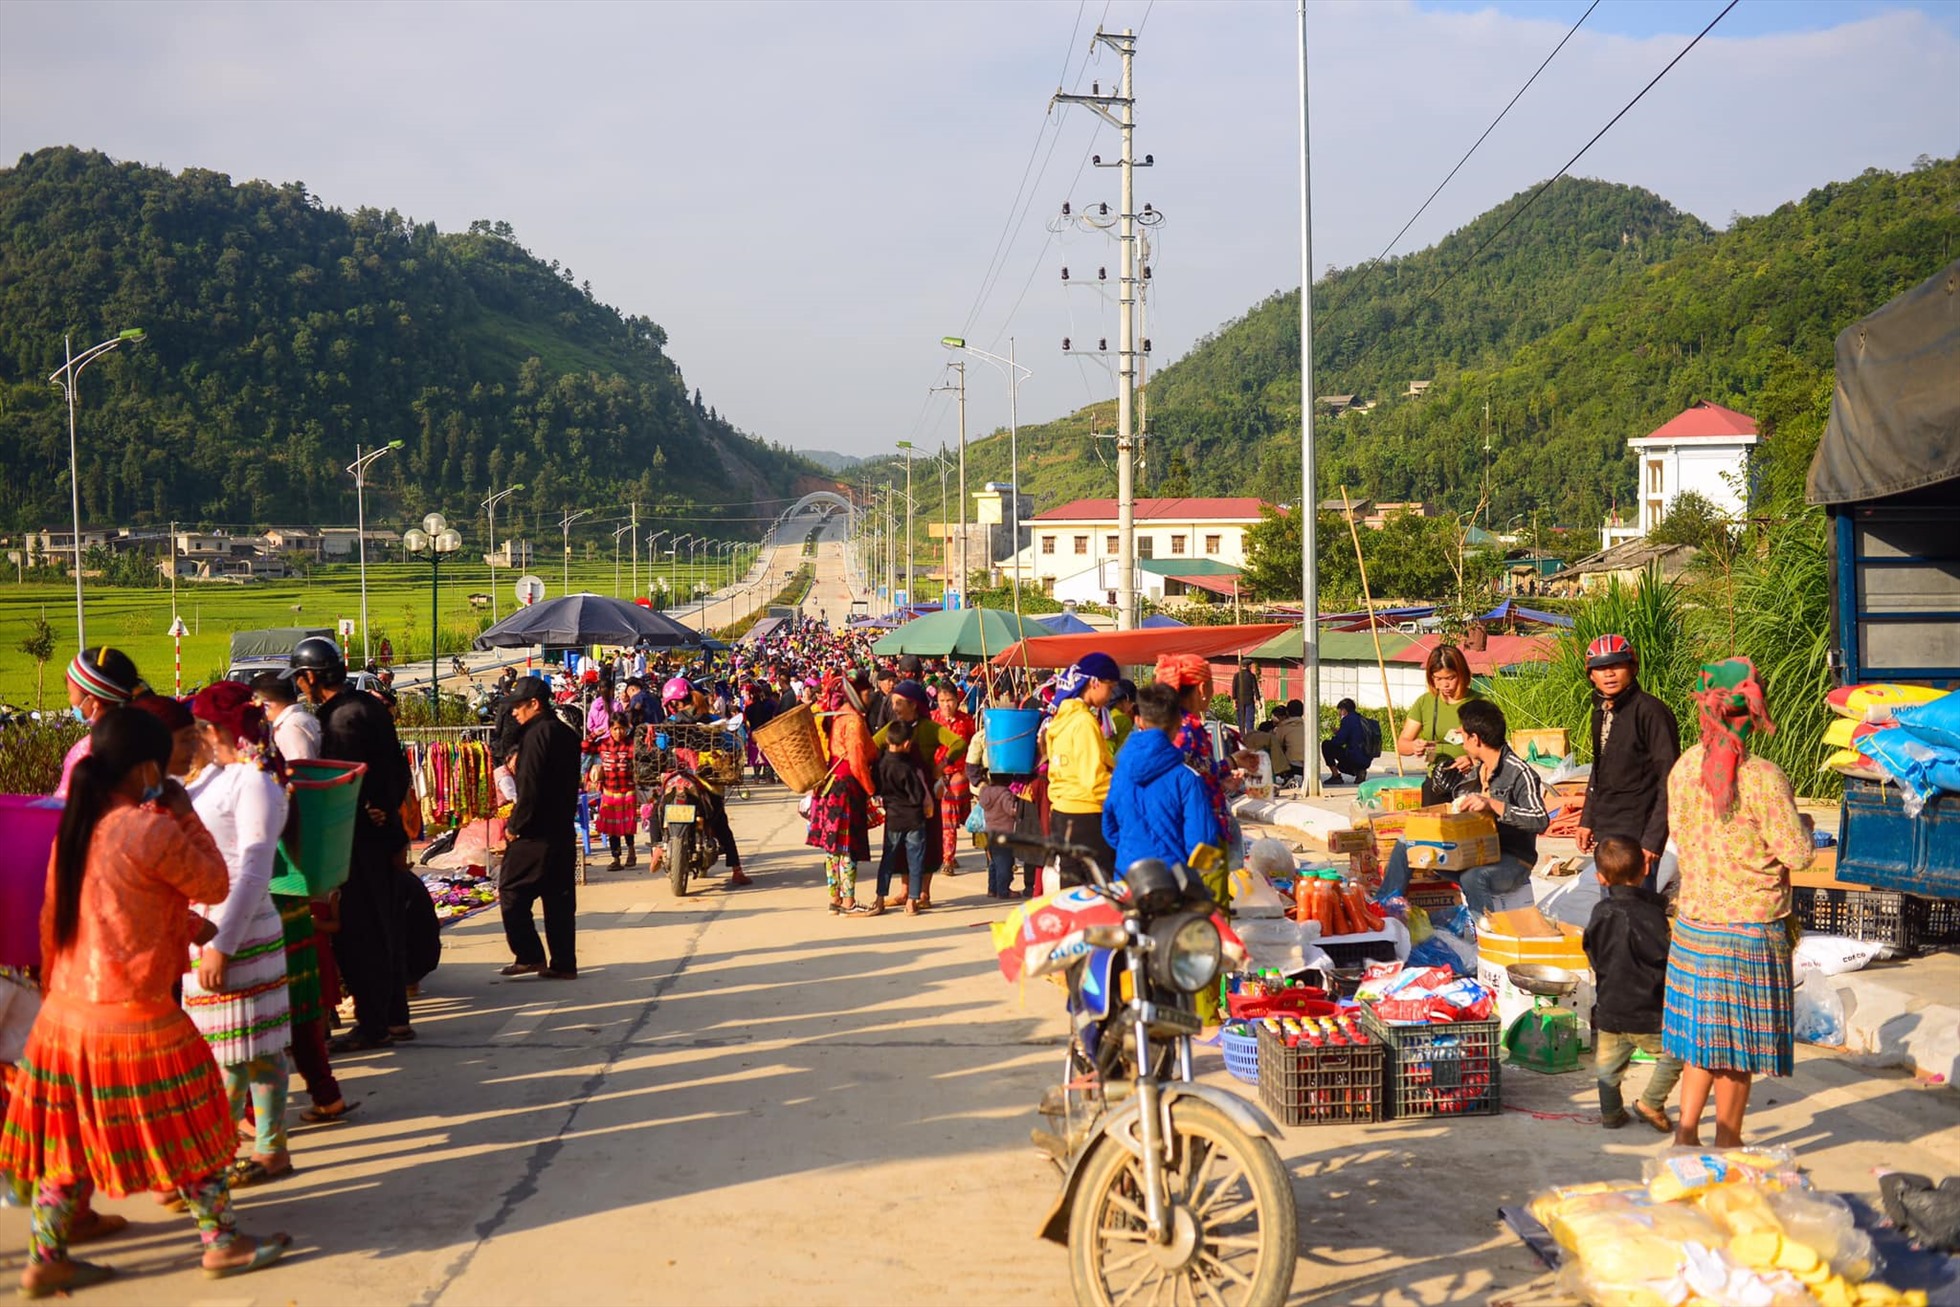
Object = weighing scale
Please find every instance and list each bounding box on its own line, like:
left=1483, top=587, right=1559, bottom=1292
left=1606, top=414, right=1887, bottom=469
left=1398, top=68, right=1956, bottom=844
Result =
left=1503, top=963, right=1583, bottom=1074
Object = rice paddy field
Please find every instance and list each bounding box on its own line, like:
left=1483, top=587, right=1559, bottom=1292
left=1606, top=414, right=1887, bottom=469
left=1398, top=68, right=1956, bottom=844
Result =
left=0, top=557, right=734, bottom=708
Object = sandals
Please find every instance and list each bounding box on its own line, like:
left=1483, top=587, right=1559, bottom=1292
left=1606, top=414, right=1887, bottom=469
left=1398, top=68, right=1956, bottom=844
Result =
left=203, top=1233, right=292, bottom=1280
left=1633, top=1102, right=1672, bottom=1134
left=227, top=1157, right=295, bottom=1189
left=861, top=900, right=886, bottom=917
left=18, top=1258, right=115, bottom=1299
left=65, top=1212, right=129, bottom=1245
left=326, top=1031, right=393, bottom=1054
left=299, top=1100, right=359, bottom=1125
left=905, top=900, right=920, bottom=916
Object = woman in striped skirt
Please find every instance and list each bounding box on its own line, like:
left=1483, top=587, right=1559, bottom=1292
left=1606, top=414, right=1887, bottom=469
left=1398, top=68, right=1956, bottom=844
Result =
left=1661, top=658, right=1814, bottom=1149
left=184, top=683, right=295, bottom=1190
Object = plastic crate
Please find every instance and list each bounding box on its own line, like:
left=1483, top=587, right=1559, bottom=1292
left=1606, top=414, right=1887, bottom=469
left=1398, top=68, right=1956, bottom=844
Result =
left=1360, top=1008, right=1501, bottom=1119
left=1256, top=1024, right=1385, bottom=1126
left=1792, top=886, right=1912, bottom=949
left=1319, top=934, right=1402, bottom=969
left=1220, top=1026, right=1261, bottom=1083
left=1920, top=897, right=1960, bottom=949
left=1225, top=985, right=1332, bottom=1021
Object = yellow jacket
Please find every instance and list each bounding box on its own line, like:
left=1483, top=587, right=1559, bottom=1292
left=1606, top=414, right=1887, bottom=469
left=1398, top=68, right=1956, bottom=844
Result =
left=1046, top=698, right=1113, bottom=814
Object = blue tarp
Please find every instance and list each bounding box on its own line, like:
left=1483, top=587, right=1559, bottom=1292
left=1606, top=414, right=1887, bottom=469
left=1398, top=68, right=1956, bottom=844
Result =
left=1140, top=614, right=1188, bottom=629
left=1036, top=612, right=1098, bottom=635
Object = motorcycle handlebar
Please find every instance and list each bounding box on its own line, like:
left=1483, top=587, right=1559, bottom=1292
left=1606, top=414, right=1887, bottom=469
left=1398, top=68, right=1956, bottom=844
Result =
left=987, top=833, right=1115, bottom=892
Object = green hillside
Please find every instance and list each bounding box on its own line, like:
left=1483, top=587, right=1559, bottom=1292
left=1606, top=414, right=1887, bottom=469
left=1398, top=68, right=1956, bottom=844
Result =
left=0, top=147, right=825, bottom=538
left=950, top=161, right=1960, bottom=528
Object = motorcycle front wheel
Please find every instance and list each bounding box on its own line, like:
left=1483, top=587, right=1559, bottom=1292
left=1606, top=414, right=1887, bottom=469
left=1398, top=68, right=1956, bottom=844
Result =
left=666, top=825, right=693, bottom=897
left=1067, top=1098, right=1297, bottom=1307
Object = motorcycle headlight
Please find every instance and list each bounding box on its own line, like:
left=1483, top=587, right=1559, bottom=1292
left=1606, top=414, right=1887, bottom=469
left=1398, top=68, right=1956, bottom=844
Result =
left=1148, top=913, right=1222, bottom=995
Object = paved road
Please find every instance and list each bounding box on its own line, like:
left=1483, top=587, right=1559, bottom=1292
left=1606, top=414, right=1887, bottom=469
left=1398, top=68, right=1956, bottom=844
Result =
left=8, top=774, right=1956, bottom=1300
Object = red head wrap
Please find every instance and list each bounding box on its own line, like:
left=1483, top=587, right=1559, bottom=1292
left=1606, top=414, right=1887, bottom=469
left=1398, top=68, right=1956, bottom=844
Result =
left=191, top=680, right=266, bottom=750
left=1154, top=653, right=1211, bottom=692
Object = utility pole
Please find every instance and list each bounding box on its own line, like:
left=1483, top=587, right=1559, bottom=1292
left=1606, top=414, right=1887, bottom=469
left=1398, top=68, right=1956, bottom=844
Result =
left=1298, top=0, right=1323, bottom=797
left=1057, top=28, right=1142, bottom=629
left=930, top=362, right=969, bottom=607
left=559, top=507, right=591, bottom=594
left=631, top=501, right=639, bottom=602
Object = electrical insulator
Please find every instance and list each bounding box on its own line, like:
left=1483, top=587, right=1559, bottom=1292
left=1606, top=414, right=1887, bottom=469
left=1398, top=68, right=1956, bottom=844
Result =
left=1143, top=266, right=1152, bottom=279
left=1099, top=202, right=1109, bottom=216
left=1092, top=81, right=1100, bottom=95
left=1098, top=338, right=1108, bottom=351
left=1061, top=201, right=1071, bottom=216
left=1061, top=267, right=1070, bottom=281
left=1143, top=338, right=1152, bottom=353
left=1144, top=154, right=1154, bottom=165
left=1098, top=267, right=1107, bottom=281
left=1143, top=203, right=1153, bottom=215
left=1062, top=337, right=1072, bottom=352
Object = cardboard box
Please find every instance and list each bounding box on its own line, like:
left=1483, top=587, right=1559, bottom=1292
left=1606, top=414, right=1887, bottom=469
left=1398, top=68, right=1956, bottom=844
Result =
left=1378, top=785, right=1427, bottom=812
left=1322, top=828, right=1373, bottom=855
left=1512, top=727, right=1569, bottom=759
left=1478, top=919, right=1590, bottom=969
left=1402, top=807, right=1501, bottom=873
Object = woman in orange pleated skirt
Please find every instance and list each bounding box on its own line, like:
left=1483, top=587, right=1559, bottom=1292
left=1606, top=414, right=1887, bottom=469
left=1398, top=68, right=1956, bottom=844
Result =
left=0, top=709, right=291, bottom=1298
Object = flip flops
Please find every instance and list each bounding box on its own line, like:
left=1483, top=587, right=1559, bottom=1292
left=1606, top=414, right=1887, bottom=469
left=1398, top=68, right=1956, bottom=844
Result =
left=203, top=1234, right=292, bottom=1280
left=227, top=1157, right=295, bottom=1190
left=18, top=1258, right=115, bottom=1299
left=299, top=1100, right=359, bottom=1125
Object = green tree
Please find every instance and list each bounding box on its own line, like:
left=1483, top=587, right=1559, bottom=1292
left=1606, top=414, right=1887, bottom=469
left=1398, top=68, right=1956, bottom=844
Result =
left=15, top=613, right=54, bottom=709
left=1647, top=489, right=1731, bottom=553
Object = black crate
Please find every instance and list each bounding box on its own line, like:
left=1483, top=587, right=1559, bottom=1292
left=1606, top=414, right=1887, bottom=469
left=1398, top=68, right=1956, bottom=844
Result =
left=1319, top=935, right=1402, bottom=969
left=1792, top=886, right=1913, bottom=951
left=1359, top=1008, right=1501, bottom=1119
left=1919, top=897, right=1960, bottom=949
left=1256, top=1025, right=1385, bottom=1126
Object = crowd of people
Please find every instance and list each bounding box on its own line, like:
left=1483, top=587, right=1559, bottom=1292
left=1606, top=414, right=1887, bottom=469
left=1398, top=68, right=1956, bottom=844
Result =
left=0, top=609, right=1826, bottom=1293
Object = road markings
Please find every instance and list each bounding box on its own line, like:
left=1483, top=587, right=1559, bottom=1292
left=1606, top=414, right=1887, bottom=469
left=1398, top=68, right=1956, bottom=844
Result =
left=494, top=1003, right=561, bottom=1042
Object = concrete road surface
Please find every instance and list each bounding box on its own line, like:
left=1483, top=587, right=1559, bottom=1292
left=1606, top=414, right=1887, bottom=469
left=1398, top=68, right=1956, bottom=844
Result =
left=7, top=790, right=1956, bottom=1304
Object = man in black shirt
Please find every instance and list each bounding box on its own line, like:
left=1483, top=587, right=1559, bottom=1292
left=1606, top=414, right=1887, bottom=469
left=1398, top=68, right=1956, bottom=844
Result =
left=287, top=636, right=413, bottom=1051
left=866, top=666, right=897, bottom=734
left=1576, top=634, right=1680, bottom=890
left=498, top=677, right=582, bottom=977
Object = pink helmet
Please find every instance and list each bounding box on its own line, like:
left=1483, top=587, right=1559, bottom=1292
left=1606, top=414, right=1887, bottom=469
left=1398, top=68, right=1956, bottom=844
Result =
left=662, top=676, right=693, bottom=704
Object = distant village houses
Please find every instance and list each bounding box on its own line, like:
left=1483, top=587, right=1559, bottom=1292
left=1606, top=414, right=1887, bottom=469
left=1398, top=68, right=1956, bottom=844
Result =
left=4, top=523, right=458, bottom=583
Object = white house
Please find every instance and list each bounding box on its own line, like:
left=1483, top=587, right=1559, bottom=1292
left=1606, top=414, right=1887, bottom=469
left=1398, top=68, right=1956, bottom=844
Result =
left=1602, top=401, right=1759, bottom=549
left=1003, top=496, right=1265, bottom=603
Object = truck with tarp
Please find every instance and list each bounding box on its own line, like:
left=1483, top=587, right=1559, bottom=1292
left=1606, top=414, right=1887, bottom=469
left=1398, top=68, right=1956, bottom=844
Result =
left=226, top=627, right=333, bottom=682
left=1805, top=258, right=1960, bottom=937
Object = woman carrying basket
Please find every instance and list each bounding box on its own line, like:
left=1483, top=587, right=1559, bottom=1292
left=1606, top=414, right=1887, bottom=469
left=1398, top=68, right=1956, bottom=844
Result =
left=806, top=675, right=877, bottom=915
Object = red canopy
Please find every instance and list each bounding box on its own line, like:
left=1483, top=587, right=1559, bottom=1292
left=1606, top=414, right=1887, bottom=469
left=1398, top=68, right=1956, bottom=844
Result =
left=990, top=623, right=1293, bottom=669
left=1389, top=632, right=1555, bottom=674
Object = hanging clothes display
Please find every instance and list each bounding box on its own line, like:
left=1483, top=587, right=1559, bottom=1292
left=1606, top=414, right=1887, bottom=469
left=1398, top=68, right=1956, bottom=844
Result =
left=401, top=736, right=498, bottom=832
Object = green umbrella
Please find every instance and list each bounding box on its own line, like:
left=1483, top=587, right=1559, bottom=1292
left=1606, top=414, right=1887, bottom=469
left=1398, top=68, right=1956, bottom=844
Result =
left=870, top=607, right=1047, bottom=659
left=1244, top=626, right=1416, bottom=661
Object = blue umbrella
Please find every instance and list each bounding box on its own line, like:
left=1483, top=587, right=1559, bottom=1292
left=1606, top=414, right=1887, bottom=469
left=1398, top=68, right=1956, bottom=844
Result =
left=1036, top=611, right=1098, bottom=636
left=1140, top=614, right=1188, bottom=629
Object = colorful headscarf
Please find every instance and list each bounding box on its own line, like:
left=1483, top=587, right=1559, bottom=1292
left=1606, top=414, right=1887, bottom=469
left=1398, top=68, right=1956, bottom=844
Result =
left=1154, top=653, right=1211, bottom=691
left=66, top=647, right=139, bottom=704
left=1692, top=657, right=1774, bottom=814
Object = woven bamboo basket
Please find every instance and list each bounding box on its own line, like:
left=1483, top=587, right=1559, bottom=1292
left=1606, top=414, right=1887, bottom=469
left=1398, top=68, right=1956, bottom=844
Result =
left=753, top=703, right=827, bottom=793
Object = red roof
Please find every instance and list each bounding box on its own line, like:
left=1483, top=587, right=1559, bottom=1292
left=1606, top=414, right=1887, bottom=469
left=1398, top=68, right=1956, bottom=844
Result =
left=1637, top=401, right=1759, bottom=442
left=1032, top=497, right=1269, bottom=522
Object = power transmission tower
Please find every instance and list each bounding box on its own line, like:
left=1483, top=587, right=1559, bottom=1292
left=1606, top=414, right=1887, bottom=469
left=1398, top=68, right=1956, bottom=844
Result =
left=1056, top=29, right=1145, bottom=629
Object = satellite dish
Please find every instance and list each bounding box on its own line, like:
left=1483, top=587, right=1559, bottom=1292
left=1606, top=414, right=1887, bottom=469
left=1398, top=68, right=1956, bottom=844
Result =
left=515, top=574, right=546, bottom=606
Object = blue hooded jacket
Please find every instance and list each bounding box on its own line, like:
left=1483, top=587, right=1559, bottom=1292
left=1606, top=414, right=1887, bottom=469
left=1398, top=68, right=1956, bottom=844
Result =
left=1102, top=726, right=1224, bottom=876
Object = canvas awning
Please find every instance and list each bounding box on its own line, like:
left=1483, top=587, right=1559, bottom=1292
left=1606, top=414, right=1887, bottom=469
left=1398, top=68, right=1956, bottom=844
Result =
left=989, top=623, right=1293, bottom=669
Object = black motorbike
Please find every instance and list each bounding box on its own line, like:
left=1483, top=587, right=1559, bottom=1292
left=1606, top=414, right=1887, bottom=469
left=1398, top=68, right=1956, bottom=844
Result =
left=1000, top=834, right=1298, bottom=1307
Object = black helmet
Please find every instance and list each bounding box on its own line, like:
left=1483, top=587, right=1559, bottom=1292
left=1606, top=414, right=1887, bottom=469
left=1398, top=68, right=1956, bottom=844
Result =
left=285, top=636, right=345, bottom=680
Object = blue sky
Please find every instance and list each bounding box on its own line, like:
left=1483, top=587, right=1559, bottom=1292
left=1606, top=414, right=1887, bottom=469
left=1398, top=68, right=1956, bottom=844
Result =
left=2, top=0, right=1956, bottom=459
left=1419, top=0, right=1960, bottom=38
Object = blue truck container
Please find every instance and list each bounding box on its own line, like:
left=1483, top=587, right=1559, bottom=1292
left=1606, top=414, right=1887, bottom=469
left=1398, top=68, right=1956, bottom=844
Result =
left=1807, top=261, right=1960, bottom=934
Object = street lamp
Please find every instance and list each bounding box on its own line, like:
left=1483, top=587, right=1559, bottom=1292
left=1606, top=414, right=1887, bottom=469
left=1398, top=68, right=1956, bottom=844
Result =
left=347, top=439, right=404, bottom=666
left=402, top=513, right=463, bottom=703
left=49, top=327, right=144, bottom=650
left=481, top=482, right=525, bottom=626
left=669, top=535, right=696, bottom=608
left=612, top=522, right=634, bottom=597
left=942, top=336, right=1031, bottom=618
left=895, top=440, right=918, bottom=606
left=558, top=507, right=592, bottom=594
left=644, top=530, right=670, bottom=598
left=929, top=358, right=968, bottom=608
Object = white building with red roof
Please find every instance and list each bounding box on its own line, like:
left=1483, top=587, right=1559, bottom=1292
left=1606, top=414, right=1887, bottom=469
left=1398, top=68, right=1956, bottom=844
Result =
left=1602, top=400, right=1760, bottom=549
left=1002, top=496, right=1269, bottom=605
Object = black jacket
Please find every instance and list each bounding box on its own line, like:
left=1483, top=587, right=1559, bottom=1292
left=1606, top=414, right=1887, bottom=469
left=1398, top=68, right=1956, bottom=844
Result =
left=874, top=750, right=931, bottom=833
left=1583, top=681, right=1680, bottom=857
left=318, top=687, right=410, bottom=852
left=1582, top=885, right=1673, bottom=1035
left=508, top=710, right=582, bottom=846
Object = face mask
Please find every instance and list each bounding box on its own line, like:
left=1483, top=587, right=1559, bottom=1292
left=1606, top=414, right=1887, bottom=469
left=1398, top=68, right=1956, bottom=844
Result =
left=71, top=704, right=88, bottom=723
left=140, top=782, right=165, bottom=804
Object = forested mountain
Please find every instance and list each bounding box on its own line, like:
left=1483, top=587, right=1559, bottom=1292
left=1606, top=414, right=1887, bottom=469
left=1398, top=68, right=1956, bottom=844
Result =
left=952, top=161, right=1959, bottom=529
left=0, top=148, right=825, bottom=536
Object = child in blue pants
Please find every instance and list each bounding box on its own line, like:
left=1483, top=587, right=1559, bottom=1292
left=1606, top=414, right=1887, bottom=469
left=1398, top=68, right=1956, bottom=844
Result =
left=971, top=760, right=1021, bottom=898
left=872, top=720, right=932, bottom=915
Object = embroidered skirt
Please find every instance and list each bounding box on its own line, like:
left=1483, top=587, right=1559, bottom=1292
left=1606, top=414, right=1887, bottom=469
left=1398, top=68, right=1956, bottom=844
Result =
left=182, top=894, right=292, bottom=1066
left=806, top=774, right=871, bottom=863
left=0, top=993, right=235, bottom=1194
left=1662, top=918, right=1794, bottom=1077
left=596, top=788, right=639, bottom=838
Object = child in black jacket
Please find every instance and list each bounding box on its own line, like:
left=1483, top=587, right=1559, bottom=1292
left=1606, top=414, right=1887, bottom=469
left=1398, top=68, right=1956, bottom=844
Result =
left=872, top=720, right=932, bottom=916
left=1582, top=836, right=1683, bottom=1132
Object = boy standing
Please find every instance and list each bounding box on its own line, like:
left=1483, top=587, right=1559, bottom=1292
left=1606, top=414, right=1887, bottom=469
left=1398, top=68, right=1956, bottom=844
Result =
left=871, top=719, right=932, bottom=916
left=1576, top=634, right=1680, bottom=888
left=1582, top=835, right=1683, bottom=1132
left=1102, top=683, right=1224, bottom=875
left=970, top=759, right=1021, bottom=899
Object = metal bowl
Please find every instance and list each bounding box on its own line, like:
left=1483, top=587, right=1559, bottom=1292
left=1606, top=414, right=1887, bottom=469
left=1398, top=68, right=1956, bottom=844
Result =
left=1507, top=963, right=1581, bottom=998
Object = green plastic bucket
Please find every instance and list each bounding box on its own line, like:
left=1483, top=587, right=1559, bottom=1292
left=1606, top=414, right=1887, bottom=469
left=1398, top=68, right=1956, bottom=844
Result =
left=268, top=758, right=368, bottom=897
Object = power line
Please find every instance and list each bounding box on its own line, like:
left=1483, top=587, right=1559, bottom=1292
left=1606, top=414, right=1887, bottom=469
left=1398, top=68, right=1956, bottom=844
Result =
left=1330, top=0, right=1738, bottom=378
left=1325, top=0, right=1599, bottom=320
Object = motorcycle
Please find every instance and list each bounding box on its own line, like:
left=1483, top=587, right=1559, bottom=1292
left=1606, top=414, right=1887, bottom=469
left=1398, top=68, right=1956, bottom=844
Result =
left=653, top=755, right=723, bottom=897
left=999, top=834, right=1298, bottom=1307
